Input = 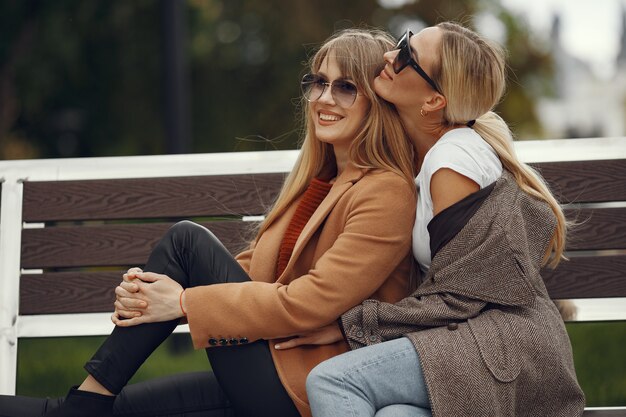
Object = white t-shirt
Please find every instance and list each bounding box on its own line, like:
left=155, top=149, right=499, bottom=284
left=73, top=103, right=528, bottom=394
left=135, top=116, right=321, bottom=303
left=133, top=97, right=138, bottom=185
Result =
left=413, top=128, right=503, bottom=272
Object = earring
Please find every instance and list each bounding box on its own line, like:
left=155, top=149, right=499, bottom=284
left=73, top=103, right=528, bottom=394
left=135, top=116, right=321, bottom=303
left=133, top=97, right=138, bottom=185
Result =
left=420, top=108, right=428, bottom=117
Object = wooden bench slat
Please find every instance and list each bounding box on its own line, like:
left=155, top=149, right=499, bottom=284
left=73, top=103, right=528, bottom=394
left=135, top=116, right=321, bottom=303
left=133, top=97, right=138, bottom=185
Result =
left=20, top=272, right=120, bottom=314
left=20, top=254, right=626, bottom=315
left=20, top=206, right=626, bottom=270
left=565, top=207, right=626, bottom=251
left=531, top=159, right=626, bottom=203
left=20, top=160, right=626, bottom=223
left=21, top=221, right=255, bottom=269
left=542, top=255, right=626, bottom=299
left=22, top=173, right=285, bottom=222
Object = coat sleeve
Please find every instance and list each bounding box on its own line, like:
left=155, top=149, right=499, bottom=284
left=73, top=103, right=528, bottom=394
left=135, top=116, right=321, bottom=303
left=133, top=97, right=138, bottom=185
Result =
left=340, top=292, right=487, bottom=349
left=184, top=174, right=416, bottom=349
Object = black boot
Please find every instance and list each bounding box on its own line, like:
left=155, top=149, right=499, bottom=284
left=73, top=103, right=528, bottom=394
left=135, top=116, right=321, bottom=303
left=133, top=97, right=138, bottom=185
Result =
left=44, top=386, right=115, bottom=417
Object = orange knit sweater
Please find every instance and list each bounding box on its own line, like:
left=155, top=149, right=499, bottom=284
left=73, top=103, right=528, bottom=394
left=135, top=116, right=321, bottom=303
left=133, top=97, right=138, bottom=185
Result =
left=276, top=178, right=332, bottom=278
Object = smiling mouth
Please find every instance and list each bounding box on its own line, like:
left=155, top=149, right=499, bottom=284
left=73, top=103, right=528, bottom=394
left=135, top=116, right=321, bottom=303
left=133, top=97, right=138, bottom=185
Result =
left=319, top=113, right=342, bottom=122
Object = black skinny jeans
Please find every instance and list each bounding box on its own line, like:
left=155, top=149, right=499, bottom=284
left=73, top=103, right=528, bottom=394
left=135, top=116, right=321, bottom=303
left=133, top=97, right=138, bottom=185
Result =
left=0, top=221, right=300, bottom=417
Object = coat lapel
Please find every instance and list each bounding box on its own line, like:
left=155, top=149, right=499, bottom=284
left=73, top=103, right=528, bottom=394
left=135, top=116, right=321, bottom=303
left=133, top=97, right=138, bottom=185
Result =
left=277, top=163, right=367, bottom=283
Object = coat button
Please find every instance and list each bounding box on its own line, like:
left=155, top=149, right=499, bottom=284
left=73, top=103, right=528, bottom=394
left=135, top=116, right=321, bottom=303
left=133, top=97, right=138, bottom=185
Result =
left=369, top=335, right=377, bottom=342
left=229, top=338, right=239, bottom=345
left=239, top=337, right=249, bottom=344
left=447, top=322, right=459, bottom=331
left=219, top=338, right=228, bottom=346
left=356, top=331, right=364, bottom=338
left=208, top=338, right=218, bottom=346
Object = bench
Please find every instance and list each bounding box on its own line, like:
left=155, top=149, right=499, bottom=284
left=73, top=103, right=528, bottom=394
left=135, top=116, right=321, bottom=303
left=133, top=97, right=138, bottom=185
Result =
left=1, top=137, right=625, bottom=415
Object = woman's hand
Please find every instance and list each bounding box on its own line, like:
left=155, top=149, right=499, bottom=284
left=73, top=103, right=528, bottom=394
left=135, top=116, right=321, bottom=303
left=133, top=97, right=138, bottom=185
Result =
left=111, top=270, right=184, bottom=327
left=274, top=323, right=344, bottom=350
left=112, top=267, right=146, bottom=320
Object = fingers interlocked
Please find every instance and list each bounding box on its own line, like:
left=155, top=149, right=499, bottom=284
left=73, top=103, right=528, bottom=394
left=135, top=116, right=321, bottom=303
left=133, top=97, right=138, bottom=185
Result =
left=114, top=266, right=147, bottom=320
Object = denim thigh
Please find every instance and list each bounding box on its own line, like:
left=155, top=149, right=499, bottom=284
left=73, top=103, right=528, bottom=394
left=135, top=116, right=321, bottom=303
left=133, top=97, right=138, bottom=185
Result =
left=307, top=337, right=431, bottom=417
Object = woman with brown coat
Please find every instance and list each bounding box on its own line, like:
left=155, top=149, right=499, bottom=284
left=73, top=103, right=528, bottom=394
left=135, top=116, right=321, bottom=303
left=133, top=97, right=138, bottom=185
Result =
left=0, top=29, right=417, bottom=417
left=279, top=22, right=585, bottom=417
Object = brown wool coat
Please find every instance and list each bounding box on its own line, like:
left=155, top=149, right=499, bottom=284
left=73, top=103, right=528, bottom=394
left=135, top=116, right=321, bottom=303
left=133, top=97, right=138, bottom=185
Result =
left=341, top=171, right=586, bottom=417
left=185, top=163, right=416, bottom=417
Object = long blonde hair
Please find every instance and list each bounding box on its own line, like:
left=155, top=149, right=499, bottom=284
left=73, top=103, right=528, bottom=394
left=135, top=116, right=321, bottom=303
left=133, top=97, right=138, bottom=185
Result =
left=256, top=28, right=415, bottom=237
left=432, top=21, right=566, bottom=267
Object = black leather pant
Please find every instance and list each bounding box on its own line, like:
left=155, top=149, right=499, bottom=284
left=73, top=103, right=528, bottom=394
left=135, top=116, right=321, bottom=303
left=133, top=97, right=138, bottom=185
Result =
left=0, top=221, right=299, bottom=417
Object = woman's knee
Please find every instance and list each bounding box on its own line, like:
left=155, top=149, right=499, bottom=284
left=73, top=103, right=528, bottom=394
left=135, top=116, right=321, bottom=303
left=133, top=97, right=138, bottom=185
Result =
left=306, top=360, right=344, bottom=397
left=169, top=220, right=202, bottom=238
left=167, top=221, right=219, bottom=247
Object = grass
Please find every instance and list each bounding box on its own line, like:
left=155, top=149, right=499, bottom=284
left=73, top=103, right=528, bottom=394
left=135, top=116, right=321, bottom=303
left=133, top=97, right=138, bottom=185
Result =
left=16, top=334, right=209, bottom=397
left=15, top=322, right=626, bottom=406
left=566, top=321, right=626, bottom=406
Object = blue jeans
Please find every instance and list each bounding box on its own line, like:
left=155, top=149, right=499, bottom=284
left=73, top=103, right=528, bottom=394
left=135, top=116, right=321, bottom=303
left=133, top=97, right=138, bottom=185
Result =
left=306, top=337, right=432, bottom=417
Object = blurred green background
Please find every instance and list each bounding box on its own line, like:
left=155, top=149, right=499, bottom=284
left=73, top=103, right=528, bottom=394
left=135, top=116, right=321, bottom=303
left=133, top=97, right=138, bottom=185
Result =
left=1, top=0, right=556, bottom=160
left=3, top=0, right=625, bottom=409
left=14, top=322, right=626, bottom=406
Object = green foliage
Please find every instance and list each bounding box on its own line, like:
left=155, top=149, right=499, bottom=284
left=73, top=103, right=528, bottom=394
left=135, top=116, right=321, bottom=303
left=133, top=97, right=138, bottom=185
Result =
left=1, top=0, right=554, bottom=159
left=16, top=334, right=208, bottom=397
left=1, top=1, right=165, bottom=158
left=566, top=321, right=626, bottom=406
left=15, top=322, right=626, bottom=406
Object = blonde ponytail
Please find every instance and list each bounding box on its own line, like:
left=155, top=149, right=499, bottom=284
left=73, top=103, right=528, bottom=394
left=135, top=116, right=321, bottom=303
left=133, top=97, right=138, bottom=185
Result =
left=472, top=112, right=567, bottom=267
left=435, top=22, right=567, bottom=267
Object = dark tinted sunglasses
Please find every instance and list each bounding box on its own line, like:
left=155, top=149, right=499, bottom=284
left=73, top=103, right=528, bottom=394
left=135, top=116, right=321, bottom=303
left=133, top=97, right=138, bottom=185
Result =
left=393, top=29, right=442, bottom=94
left=301, top=73, right=359, bottom=108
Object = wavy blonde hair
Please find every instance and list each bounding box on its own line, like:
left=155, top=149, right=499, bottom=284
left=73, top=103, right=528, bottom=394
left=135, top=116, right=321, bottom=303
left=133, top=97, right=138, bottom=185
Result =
left=256, top=28, right=416, bottom=237
left=431, top=21, right=566, bottom=267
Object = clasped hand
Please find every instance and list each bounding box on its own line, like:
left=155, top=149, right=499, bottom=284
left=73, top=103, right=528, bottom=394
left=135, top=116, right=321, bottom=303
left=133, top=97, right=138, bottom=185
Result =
left=111, top=267, right=184, bottom=327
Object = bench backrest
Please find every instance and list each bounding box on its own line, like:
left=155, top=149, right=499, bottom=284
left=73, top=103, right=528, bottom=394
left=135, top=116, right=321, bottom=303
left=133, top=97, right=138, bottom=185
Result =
left=13, top=157, right=626, bottom=315
left=1, top=138, right=625, bottom=402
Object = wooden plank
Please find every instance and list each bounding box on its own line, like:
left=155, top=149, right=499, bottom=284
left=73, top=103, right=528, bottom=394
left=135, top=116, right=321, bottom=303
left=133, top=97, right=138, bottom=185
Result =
left=531, top=159, right=626, bottom=203
left=21, top=221, right=256, bottom=269
left=19, top=206, right=624, bottom=269
left=542, top=255, right=626, bottom=299
left=19, top=219, right=626, bottom=266
left=19, top=255, right=626, bottom=315
left=565, top=207, right=626, bottom=251
left=22, top=173, right=285, bottom=222
left=20, top=271, right=120, bottom=314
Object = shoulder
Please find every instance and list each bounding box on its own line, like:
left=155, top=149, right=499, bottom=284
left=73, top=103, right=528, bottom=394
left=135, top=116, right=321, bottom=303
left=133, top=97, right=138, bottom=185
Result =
left=358, top=168, right=414, bottom=191
left=350, top=169, right=416, bottom=209
left=425, top=129, right=483, bottom=166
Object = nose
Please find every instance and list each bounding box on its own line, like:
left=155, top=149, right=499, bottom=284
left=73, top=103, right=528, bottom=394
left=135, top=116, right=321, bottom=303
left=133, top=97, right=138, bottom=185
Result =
left=317, top=83, right=336, bottom=105
left=383, top=49, right=399, bottom=65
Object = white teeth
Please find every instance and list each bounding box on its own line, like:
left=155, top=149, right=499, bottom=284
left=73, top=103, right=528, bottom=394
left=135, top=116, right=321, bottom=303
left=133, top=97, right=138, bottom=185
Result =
left=319, top=113, right=341, bottom=121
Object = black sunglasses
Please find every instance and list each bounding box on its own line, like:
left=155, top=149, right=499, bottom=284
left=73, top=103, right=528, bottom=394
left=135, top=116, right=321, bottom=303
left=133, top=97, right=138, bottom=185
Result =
left=301, top=73, right=359, bottom=108
left=393, top=29, right=442, bottom=94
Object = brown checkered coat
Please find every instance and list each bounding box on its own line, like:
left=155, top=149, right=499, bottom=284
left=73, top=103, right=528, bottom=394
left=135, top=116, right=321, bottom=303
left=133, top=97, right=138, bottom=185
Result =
left=341, top=171, right=585, bottom=417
